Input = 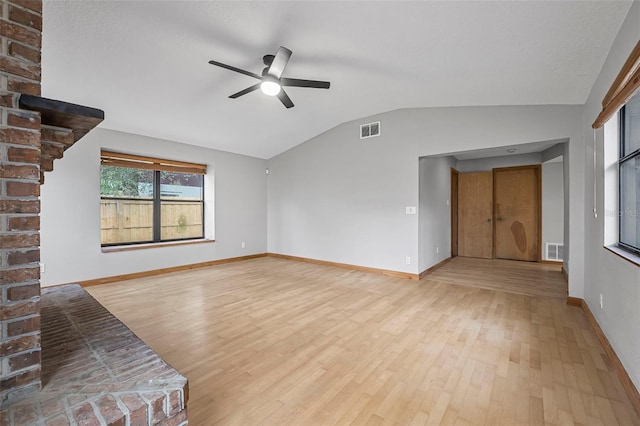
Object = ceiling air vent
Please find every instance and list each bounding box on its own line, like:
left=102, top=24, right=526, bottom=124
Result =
left=545, top=243, right=564, bottom=261
left=360, top=121, right=380, bottom=139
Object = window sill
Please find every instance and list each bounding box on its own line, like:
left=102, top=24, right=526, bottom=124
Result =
left=604, top=245, right=640, bottom=267
left=102, top=239, right=214, bottom=253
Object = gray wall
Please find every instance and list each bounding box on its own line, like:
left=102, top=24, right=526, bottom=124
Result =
left=582, top=0, right=640, bottom=391
left=267, top=104, right=585, bottom=295
left=40, top=128, right=268, bottom=286
left=542, top=160, right=565, bottom=259
left=418, top=156, right=456, bottom=271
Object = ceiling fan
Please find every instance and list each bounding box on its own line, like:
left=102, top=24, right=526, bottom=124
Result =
left=208, top=46, right=330, bottom=109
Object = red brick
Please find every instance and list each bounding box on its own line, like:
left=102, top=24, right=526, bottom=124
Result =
left=41, top=397, right=66, bottom=419
left=168, top=390, right=181, bottom=416
left=8, top=75, right=40, bottom=96
left=0, top=93, right=17, bottom=107
left=8, top=0, right=42, bottom=14
left=7, top=399, right=39, bottom=424
left=0, top=366, right=40, bottom=389
left=120, top=394, right=148, bottom=426
left=41, top=127, right=73, bottom=145
left=0, top=56, right=41, bottom=80
left=7, top=283, right=40, bottom=300
left=8, top=215, right=40, bottom=231
left=159, top=409, right=187, bottom=426
left=73, top=402, right=101, bottom=425
left=0, top=127, right=40, bottom=146
left=0, top=20, right=41, bottom=48
left=8, top=146, right=40, bottom=163
left=0, top=266, right=39, bottom=284
left=41, top=157, right=53, bottom=172
left=0, top=334, right=39, bottom=356
left=41, top=141, right=64, bottom=159
left=0, top=163, right=39, bottom=179
left=0, top=232, right=39, bottom=248
left=150, top=393, right=167, bottom=423
left=96, top=395, right=125, bottom=426
left=8, top=5, right=42, bottom=32
left=7, top=315, right=39, bottom=336
left=45, top=415, right=71, bottom=426
left=9, top=41, right=41, bottom=64
left=0, top=300, right=39, bottom=320
left=8, top=249, right=40, bottom=265
left=8, top=350, right=40, bottom=371
left=7, top=110, right=41, bottom=130
left=7, top=180, right=40, bottom=196
left=0, top=199, right=40, bottom=214
left=0, top=410, right=7, bottom=426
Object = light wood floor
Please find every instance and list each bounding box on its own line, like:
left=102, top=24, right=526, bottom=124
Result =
left=87, top=257, right=639, bottom=426
left=429, top=257, right=567, bottom=299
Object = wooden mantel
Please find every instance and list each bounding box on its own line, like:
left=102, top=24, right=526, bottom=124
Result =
left=18, top=94, right=104, bottom=142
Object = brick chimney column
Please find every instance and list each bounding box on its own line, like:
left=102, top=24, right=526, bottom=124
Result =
left=0, top=0, right=43, bottom=407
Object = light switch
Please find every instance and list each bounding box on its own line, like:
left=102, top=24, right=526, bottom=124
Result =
left=406, top=207, right=417, bottom=214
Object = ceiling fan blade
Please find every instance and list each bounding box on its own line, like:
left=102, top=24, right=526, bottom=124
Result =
left=277, top=89, right=294, bottom=109
left=267, top=46, right=292, bottom=79
left=208, top=60, right=261, bottom=80
left=280, top=78, right=330, bottom=89
left=229, top=83, right=261, bottom=99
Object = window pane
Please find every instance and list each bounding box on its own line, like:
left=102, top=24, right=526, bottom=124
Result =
left=623, top=92, right=640, bottom=156
left=100, top=166, right=153, bottom=199
left=160, top=201, right=204, bottom=240
left=100, top=199, right=154, bottom=244
left=160, top=172, right=203, bottom=200
left=620, top=156, right=640, bottom=251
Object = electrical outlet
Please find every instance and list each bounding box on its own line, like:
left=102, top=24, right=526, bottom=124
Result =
left=40, top=263, right=45, bottom=273
left=405, top=256, right=411, bottom=265
left=241, top=242, right=246, bottom=249
left=405, top=207, right=417, bottom=215
left=600, top=293, right=603, bottom=309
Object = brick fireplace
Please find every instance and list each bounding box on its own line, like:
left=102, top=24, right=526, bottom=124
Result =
left=1, top=1, right=189, bottom=423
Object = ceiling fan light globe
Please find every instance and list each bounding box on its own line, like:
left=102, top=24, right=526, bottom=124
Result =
left=261, top=80, right=281, bottom=96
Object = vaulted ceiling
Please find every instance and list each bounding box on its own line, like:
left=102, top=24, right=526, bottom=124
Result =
left=42, top=1, right=632, bottom=159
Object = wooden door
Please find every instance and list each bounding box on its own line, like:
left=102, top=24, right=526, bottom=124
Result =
left=493, top=166, right=541, bottom=261
left=458, top=171, right=493, bottom=258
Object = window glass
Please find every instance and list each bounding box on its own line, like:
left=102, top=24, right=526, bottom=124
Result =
left=158, top=172, right=204, bottom=240
left=161, top=202, right=204, bottom=240
left=100, top=166, right=153, bottom=199
left=619, top=156, right=639, bottom=250
left=619, top=91, right=640, bottom=254
left=100, top=163, right=205, bottom=246
left=623, top=92, right=640, bottom=156
left=159, top=172, right=203, bottom=200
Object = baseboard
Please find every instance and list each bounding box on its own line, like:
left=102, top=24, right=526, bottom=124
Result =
left=419, top=257, right=452, bottom=279
left=567, top=297, right=640, bottom=417
left=541, top=260, right=563, bottom=265
left=561, top=266, right=568, bottom=282
left=72, top=253, right=268, bottom=287
left=267, top=253, right=419, bottom=280
left=566, top=296, right=582, bottom=307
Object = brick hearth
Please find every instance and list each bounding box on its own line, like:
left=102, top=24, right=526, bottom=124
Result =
left=0, top=285, right=188, bottom=425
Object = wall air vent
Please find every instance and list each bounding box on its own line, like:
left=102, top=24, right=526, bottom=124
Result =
left=545, top=243, right=564, bottom=261
left=360, top=121, right=380, bottom=139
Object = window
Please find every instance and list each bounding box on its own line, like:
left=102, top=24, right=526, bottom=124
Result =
left=100, top=151, right=207, bottom=246
left=619, top=92, right=640, bottom=255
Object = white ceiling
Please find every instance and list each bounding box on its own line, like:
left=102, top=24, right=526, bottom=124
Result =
left=42, top=1, right=632, bottom=159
